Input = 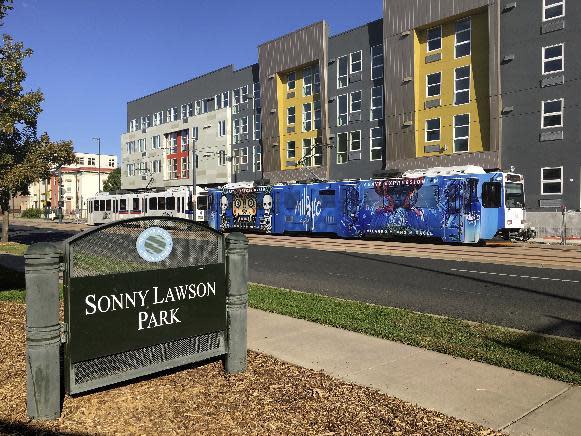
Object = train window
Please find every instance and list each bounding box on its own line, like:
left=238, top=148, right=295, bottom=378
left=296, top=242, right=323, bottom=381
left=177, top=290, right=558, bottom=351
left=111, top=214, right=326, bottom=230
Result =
left=143, top=198, right=147, bottom=213
left=120, top=199, right=127, bottom=212
left=99, top=200, right=105, bottom=211
left=149, top=197, right=157, bottom=210
left=166, top=196, right=176, bottom=210
left=158, top=196, right=166, bottom=210
left=113, top=201, right=117, bottom=213
left=89, top=201, right=93, bottom=213
left=132, top=198, right=140, bottom=211
left=197, top=195, right=208, bottom=210
left=415, top=186, right=439, bottom=209
left=505, top=183, right=524, bottom=208
left=284, top=192, right=299, bottom=209
left=319, top=190, right=336, bottom=209
left=94, top=200, right=99, bottom=211
left=482, top=182, right=501, bottom=208
left=105, top=200, right=112, bottom=211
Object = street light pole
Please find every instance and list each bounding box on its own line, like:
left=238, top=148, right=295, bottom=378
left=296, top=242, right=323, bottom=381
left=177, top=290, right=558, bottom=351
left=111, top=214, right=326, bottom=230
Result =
left=92, top=137, right=101, bottom=192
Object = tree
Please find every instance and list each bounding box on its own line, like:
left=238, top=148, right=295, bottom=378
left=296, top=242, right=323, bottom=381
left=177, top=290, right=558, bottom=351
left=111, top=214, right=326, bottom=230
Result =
left=0, top=0, right=76, bottom=242
left=102, top=167, right=121, bottom=192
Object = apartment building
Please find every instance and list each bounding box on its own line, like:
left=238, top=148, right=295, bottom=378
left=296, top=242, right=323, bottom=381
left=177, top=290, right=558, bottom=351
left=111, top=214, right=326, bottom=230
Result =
left=121, top=65, right=261, bottom=190
left=18, top=152, right=117, bottom=216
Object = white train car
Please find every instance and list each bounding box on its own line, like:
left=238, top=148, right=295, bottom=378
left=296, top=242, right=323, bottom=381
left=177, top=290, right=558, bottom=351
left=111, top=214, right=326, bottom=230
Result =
left=87, top=186, right=208, bottom=226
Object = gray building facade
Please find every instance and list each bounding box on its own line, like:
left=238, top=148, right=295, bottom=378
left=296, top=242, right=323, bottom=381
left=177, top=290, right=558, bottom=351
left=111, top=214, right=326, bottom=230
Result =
left=500, top=0, right=581, bottom=211
left=327, top=19, right=385, bottom=180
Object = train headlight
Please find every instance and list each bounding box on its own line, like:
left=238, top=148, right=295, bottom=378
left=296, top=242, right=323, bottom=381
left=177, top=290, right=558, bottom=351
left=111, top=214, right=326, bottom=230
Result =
left=507, top=220, right=512, bottom=225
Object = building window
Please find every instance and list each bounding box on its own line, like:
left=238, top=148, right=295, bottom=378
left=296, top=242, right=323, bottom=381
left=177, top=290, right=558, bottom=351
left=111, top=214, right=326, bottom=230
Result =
left=233, top=119, right=241, bottom=144
left=302, top=138, right=322, bottom=167
left=542, top=99, right=564, bottom=128
left=455, top=18, right=471, bottom=58
left=167, top=107, right=178, bottom=122
left=427, top=26, right=442, bottom=52
left=350, top=50, right=362, bottom=74
left=543, top=0, right=565, bottom=21
left=167, top=132, right=178, bottom=153
left=350, top=90, right=362, bottom=114
left=287, top=71, right=296, bottom=91
left=287, top=106, right=295, bottom=125
left=215, top=91, right=229, bottom=109
left=453, top=114, right=470, bottom=153
left=426, top=118, right=441, bottom=142
left=169, top=158, right=178, bottom=180
left=541, top=167, right=563, bottom=194
left=127, top=164, right=134, bottom=177
left=336, top=132, right=348, bottom=164
left=187, top=102, right=193, bottom=117
left=370, top=85, right=384, bottom=120
left=153, top=160, right=162, bottom=173
left=218, top=150, right=226, bottom=166
left=240, top=147, right=248, bottom=165
left=337, top=94, right=348, bottom=126
left=152, top=135, right=160, bottom=149
left=129, top=119, right=138, bottom=132
left=140, top=116, right=150, bottom=129
left=181, top=157, right=189, bottom=178
left=88, top=157, right=96, bottom=166
left=454, top=66, right=470, bottom=105
left=371, top=44, right=383, bottom=80
left=180, top=131, right=188, bottom=151
left=253, top=115, right=261, bottom=140
left=370, top=127, right=383, bottom=161
left=427, top=72, right=441, bottom=97
left=240, top=85, right=249, bottom=103
left=337, top=55, right=348, bottom=89
left=126, top=141, right=136, bottom=154
left=314, top=68, right=320, bottom=94
left=232, top=88, right=241, bottom=114
left=219, top=120, right=226, bottom=137
left=138, top=138, right=146, bottom=152
left=314, top=100, right=321, bottom=130
left=303, top=66, right=314, bottom=96
left=302, top=102, right=312, bottom=132
left=241, top=116, right=249, bottom=136
left=181, top=104, right=188, bottom=119
left=287, top=141, right=296, bottom=160
left=191, top=127, right=199, bottom=141
left=254, top=146, right=262, bottom=172
left=78, top=157, right=84, bottom=165
left=195, top=100, right=208, bottom=115
left=349, top=130, right=361, bottom=151
left=153, top=111, right=162, bottom=126
left=253, top=82, right=261, bottom=110
left=232, top=149, right=240, bottom=173
left=543, top=44, right=564, bottom=74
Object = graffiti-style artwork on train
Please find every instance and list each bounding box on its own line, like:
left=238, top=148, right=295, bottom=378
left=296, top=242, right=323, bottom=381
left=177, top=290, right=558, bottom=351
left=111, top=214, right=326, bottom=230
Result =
left=217, top=186, right=272, bottom=232
left=357, top=177, right=435, bottom=237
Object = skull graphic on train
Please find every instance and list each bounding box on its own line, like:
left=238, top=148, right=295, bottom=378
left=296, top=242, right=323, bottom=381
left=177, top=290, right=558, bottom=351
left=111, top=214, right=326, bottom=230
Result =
left=232, top=191, right=257, bottom=228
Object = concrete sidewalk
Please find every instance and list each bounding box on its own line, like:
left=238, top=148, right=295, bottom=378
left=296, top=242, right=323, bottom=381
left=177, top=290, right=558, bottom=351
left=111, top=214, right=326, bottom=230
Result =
left=248, top=309, right=580, bottom=435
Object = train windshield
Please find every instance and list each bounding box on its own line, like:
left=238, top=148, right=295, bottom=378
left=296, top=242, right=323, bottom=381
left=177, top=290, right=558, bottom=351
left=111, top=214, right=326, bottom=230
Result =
left=197, top=195, right=208, bottom=210
left=505, top=182, right=524, bottom=209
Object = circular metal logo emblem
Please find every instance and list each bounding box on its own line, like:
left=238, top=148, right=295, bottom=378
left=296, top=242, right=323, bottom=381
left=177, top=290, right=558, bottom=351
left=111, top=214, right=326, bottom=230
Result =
left=136, top=227, right=173, bottom=263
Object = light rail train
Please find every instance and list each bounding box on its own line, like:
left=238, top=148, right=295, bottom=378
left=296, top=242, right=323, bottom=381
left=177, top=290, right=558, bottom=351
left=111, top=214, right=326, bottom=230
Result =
left=206, top=166, right=534, bottom=244
left=87, top=186, right=208, bottom=226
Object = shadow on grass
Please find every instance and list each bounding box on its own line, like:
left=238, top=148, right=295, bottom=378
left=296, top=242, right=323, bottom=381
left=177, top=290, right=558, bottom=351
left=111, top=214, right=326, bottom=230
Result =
left=0, top=264, right=25, bottom=291
left=0, top=420, right=90, bottom=435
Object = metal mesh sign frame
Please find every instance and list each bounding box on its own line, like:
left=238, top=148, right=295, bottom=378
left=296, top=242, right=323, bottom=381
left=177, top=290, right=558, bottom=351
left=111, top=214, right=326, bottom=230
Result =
left=63, top=217, right=226, bottom=395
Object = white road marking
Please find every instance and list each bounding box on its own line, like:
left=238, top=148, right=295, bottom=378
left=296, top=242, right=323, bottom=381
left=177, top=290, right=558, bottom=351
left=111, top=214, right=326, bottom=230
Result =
left=450, top=269, right=579, bottom=284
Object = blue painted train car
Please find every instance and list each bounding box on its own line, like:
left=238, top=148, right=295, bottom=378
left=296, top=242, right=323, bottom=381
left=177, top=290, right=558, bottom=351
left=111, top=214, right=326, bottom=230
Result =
left=207, top=166, right=531, bottom=244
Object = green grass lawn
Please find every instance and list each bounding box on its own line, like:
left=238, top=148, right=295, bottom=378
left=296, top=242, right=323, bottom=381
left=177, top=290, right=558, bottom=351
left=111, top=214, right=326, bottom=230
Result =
left=248, top=283, right=581, bottom=385
left=0, top=242, right=28, bottom=256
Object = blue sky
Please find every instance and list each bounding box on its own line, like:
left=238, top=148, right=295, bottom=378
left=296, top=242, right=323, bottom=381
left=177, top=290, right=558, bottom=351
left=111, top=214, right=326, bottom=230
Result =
left=4, top=0, right=382, bottom=158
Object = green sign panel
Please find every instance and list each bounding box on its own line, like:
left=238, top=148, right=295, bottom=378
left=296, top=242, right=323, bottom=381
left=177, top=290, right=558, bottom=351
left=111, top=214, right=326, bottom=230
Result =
left=68, top=264, right=226, bottom=363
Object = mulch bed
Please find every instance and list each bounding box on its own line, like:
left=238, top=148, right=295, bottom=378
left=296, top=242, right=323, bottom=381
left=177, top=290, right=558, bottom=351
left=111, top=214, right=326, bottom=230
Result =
left=0, top=302, right=501, bottom=435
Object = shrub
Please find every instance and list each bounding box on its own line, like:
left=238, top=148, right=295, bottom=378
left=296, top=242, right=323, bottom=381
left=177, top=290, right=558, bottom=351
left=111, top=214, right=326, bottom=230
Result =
left=21, top=208, right=43, bottom=219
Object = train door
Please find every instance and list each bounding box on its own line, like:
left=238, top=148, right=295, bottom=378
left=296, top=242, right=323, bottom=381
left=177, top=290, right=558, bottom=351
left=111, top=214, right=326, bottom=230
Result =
left=310, top=187, right=338, bottom=234
left=443, top=178, right=480, bottom=243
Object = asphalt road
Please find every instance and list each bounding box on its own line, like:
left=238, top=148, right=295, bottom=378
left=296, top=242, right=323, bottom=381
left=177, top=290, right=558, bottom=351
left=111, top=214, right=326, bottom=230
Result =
left=249, top=245, right=581, bottom=339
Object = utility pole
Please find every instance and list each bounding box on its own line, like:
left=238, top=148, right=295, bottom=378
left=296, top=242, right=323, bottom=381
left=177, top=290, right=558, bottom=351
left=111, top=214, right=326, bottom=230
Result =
left=92, top=137, right=101, bottom=192
left=57, top=168, right=64, bottom=224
